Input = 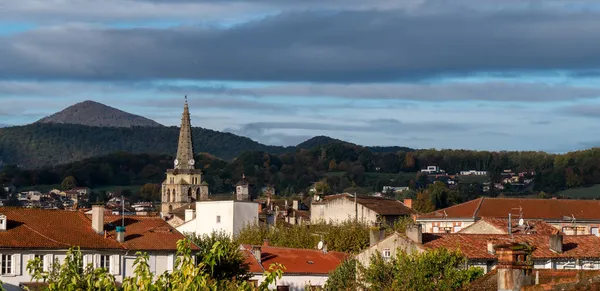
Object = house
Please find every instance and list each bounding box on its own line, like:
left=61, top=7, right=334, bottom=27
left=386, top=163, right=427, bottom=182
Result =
left=241, top=241, right=348, bottom=290
left=420, top=166, right=445, bottom=174
left=459, top=218, right=563, bottom=236
left=0, top=205, right=196, bottom=291
left=416, top=197, right=600, bottom=235
left=71, top=187, right=91, bottom=196
left=460, top=170, right=488, bottom=176
left=175, top=200, right=259, bottom=238
left=382, top=186, right=410, bottom=194
left=310, top=193, right=415, bottom=225
left=357, top=225, right=600, bottom=275
left=465, top=269, right=600, bottom=291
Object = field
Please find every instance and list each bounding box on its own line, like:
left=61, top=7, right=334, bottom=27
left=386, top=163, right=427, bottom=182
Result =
left=557, top=184, right=600, bottom=199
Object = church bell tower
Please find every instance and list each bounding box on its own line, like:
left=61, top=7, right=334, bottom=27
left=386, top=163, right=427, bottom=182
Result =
left=161, top=96, right=209, bottom=216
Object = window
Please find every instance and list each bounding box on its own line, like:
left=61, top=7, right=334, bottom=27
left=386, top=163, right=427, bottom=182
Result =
left=99, top=255, right=110, bottom=270
left=34, top=254, right=43, bottom=261
left=453, top=226, right=462, bottom=233
left=432, top=226, right=439, bottom=233
left=382, top=248, right=391, bottom=259
left=1, top=254, right=12, bottom=275
left=216, top=215, right=221, bottom=223
left=592, top=227, right=599, bottom=236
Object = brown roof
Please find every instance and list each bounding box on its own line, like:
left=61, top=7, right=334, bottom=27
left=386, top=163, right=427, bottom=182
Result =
left=169, top=203, right=196, bottom=220
left=0, top=207, right=194, bottom=251
left=418, top=197, right=600, bottom=221
left=422, top=233, right=600, bottom=260
left=464, top=269, right=600, bottom=291
left=462, top=217, right=561, bottom=235
left=241, top=243, right=349, bottom=275
left=321, top=193, right=415, bottom=216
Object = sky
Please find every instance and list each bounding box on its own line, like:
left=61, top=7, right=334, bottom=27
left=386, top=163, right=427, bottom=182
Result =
left=2, top=0, right=600, bottom=152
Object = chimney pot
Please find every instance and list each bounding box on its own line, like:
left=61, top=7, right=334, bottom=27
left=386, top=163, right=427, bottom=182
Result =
left=263, top=239, right=270, bottom=247
left=487, top=241, right=495, bottom=254
left=292, top=200, right=299, bottom=210
left=92, top=205, right=105, bottom=234
left=116, top=226, right=126, bottom=243
left=0, top=214, right=6, bottom=231
left=252, top=246, right=262, bottom=264
left=184, top=208, right=195, bottom=222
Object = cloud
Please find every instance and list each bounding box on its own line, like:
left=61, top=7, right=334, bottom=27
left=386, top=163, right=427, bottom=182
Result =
left=4, top=8, right=600, bottom=82
left=562, top=105, right=600, bottom=118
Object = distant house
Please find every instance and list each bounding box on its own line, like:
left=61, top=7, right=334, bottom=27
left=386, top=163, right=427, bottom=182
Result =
left=242, top=241, right=348, bottom=290
left=416, top=197, right=600, bottom=235
left=382, top=186, right=410, bottom=194
left=460, top=170, right=488, bottom=176
left=420, top=166, right=445, bottom=174
left=310, top=193, right=415, bottom=225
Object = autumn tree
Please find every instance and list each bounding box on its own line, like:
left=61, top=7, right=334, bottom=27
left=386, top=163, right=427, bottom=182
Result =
left=328, top=159, right=337, bottom=171
left=413, top=191, right=435, bottom=213
left=61, top=176, right=77, bottom=190
left=314, top=179, right=332, bottom=196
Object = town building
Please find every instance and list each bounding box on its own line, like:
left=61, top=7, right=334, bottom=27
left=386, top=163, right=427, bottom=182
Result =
left=460, top=170, right=488, bottom=176
left=420, top=165, right=445, bottom=174
left=175, top=200, right=259, bottom=238
left=241, top=241, right=348, bottom=290
left=161, top=97, right=209, bottom=217
left=357, top=224, right=600, bottom=274
left=0, top=205, right=196, bottom=291
left=416, top=197, right=600, bottom=235
left=310, top=193, right=415, bottom=225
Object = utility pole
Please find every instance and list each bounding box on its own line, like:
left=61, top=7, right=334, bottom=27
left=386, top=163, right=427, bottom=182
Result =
left=354, top=192, right=358, bottom=222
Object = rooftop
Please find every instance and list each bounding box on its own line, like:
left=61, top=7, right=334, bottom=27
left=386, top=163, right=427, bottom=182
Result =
left=461, top=217, right=561, bottom=235
left=464, top=269, right=600, bottom=291
left=418, top=197, right=600, bottom=221
left=241, top=243, right=349, bottom=275
left=0, top=207, right=194, bottom=251
left=318, top=193, right=415, bottom=216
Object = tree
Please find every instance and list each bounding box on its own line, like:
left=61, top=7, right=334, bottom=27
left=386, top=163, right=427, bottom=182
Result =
left=314, top=179, right=332, bottom=196
left=323, top=259, right=360, bottom=291
left=61, top=176, right=77, bottom=190
left=356, top=248, right=483, bottom=291
left=413, top=191, right=435, bottom=213
left=139, top=184, right=161, bottom=202
left=187, top=231, right=250, bottom=281
left=328, top=159, right=337, bottom=171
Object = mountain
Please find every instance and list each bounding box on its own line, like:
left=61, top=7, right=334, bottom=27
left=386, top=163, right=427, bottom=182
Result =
left=296, top=136, right=352, bottom=149
left=36, top=100, right=163, bottom=128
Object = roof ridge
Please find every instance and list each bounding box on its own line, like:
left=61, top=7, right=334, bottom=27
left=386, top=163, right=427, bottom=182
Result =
left=473, top=197, right=485, bottom=218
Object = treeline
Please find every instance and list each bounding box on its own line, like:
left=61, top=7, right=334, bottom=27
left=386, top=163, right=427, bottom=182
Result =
left=2, top=142, right=600, bottom=201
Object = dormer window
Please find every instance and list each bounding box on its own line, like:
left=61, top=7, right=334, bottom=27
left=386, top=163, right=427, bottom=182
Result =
left=0, top=214, right=6, bottom=231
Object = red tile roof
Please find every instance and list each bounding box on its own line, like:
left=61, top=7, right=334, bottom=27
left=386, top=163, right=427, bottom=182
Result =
left=422, top=233, right=600, bottom=260
left=464, top=269, right=600, bottom=291
left=320, top=193, right=415, bottom=216
left=241, top=243, right=349, bottom=275
left=0, top=207, right=194, bottom=251
left=418, top=197, right=600, bottom=220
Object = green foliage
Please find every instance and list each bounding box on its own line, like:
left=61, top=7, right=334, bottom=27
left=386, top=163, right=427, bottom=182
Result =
left=322, top=259, right=360, bottom=291
left=139, top=183, right=161, bottom=201
left=186, top=231, right=250, bottom=281
left=236, top=220, right=370, bottom=254
left=26, top=239, right=284, bottom=291
left=356, top=248, right=484, bottom=291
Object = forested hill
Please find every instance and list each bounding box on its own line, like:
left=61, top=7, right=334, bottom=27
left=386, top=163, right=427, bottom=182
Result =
left=0, top=123, right=287, bottom=167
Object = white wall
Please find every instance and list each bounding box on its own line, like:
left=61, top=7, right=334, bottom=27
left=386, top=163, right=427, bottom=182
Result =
left=177, top=201, right=259, bottom=238
left=251, top=274, right=329, bottom=291
left=310, top=198, right=378, bottom=225
left=0, top=250, right=175, bottom=291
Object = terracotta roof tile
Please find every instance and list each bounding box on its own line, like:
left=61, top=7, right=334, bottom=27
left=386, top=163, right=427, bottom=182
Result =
left=241, top=244, right=349, bottom=275
left=464, top=270, right=600, bottom=291
left=419, top=198, right=600, bottom=220
left=465, top=218, right=561, bottom=235
left=423, top=233, right=600, bottom=260
left=0, top=207, right=193, bottom=251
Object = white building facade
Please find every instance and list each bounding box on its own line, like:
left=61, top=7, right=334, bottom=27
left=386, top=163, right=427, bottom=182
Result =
left=177, top=200, right=259, bottom=238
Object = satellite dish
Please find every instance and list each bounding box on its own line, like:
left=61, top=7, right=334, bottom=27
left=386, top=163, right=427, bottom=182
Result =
left=317, top=241, right=324, bottom=250
left=518, top=218, right=524, bottom=226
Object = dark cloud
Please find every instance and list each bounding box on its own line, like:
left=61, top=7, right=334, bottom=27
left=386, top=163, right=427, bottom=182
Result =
left=4, top=9, right=600, bottom=82
left=562, top=105, right=600, bottom=118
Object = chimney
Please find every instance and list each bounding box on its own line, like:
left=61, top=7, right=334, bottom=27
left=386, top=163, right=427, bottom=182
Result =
left=0, top=214, right=6, bottom=231
left=263, top=239, right=270, bottom=247
left=403, top=199, right=413, bottom=209
left=369, top=225, right=386, bottom=247
left=285, top=200, right=288, bottom=209
left=495, top=243, right=533, bottom=291
left=185, top=208, right=195, bottom=222
left=322, top=242, right=328, bottom=254
left=92, top=205, right=105, bottom=234
left=251, top=246, right=262, bottom=264
left=292, top=200, right=299, bottom=210
left=487, top=241, right=495, bottom=254
left=406, top=224, right=423, bottom=244
left=116, top=226, right=125, bottom=243
left=549, top=234, right=563, bottom=253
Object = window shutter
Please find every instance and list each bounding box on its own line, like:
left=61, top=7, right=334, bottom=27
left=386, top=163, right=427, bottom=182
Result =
left=13, top=254, right=22, bottom=276
left=0, top=255, right=3, bottom=274
left=94, top=254, right=101, bottom=268
left=166, top=254, right=174, bottom=271
left=149, top=255, right=156, bottom=274
left=83, top=254, right=93, bottom=269
left=43, top=255, right=52, bottom=272
left=110, top=255, right=121, bottom=275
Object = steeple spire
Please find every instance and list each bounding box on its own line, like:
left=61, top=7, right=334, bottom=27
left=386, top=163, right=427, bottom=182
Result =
left=174, top=96, right=195, bottom=170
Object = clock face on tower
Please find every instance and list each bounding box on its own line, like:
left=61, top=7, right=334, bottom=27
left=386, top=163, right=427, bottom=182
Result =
left=188, top=159, right=195, bottom=166
left=174, top=159, right=179, bottom=166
